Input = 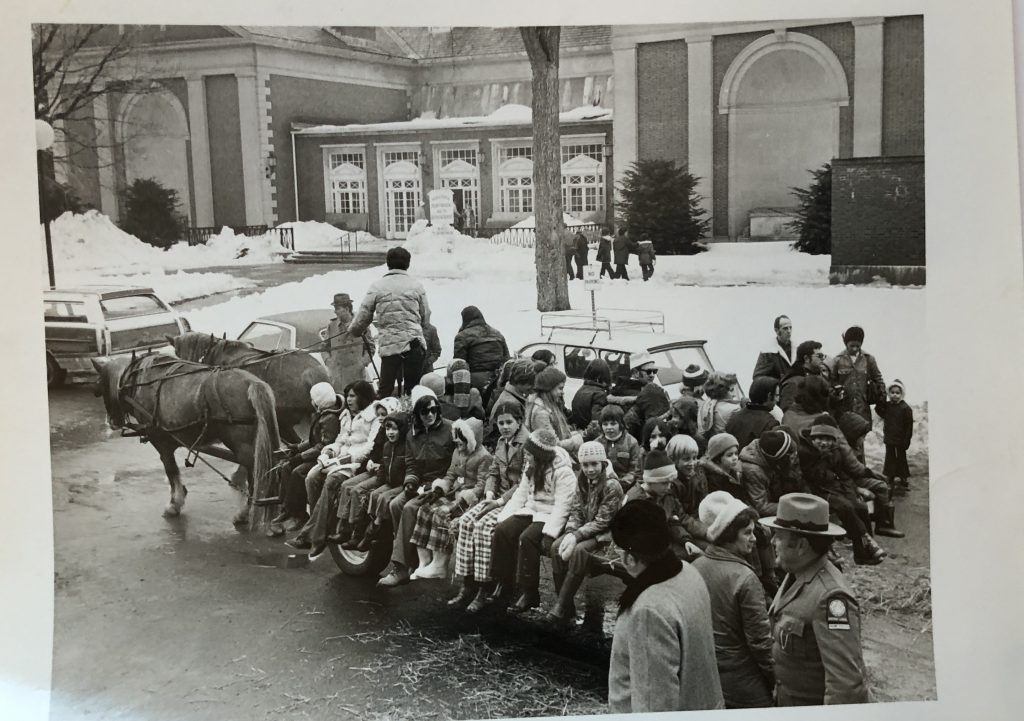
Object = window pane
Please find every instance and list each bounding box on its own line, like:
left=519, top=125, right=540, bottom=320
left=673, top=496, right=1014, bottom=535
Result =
left=100, top=295, right=168, bottom=320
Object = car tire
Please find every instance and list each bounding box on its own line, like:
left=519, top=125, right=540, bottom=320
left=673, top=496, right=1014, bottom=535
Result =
left=47, top=354, right=64, bottom=389
left=329, top=533, right=393, bottom=577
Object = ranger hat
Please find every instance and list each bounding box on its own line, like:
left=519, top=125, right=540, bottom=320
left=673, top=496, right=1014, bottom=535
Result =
left=759, top=493, right=845, bottom=536
left=332, top=293, right=352, bottom=308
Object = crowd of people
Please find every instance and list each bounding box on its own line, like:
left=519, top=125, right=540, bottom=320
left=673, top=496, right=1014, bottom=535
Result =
left=565, top=227, right=658, bottom=282
left=264, top=247, right=918, bottom=710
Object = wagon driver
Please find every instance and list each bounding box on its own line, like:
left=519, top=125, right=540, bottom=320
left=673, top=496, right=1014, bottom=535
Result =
left=323, top=292, right=375, bottom=392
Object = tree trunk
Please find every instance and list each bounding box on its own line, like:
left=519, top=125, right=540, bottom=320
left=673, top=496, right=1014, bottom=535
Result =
left=520, top=27, right=569, bottom=312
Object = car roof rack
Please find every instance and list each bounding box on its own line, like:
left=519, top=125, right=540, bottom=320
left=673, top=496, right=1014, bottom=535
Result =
left=540, top=308, right=666, bottom=342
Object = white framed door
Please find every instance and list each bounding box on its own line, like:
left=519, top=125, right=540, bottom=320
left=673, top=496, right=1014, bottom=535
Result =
left=378, top=149, right=422, bottom=239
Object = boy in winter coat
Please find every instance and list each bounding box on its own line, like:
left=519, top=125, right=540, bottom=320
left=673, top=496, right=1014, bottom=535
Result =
left=623, top=450, right=704, bottom=561
left=874, top=379, right=914, bottom=496
left=351, top=411, right=409, bottom=551
left=738, top=429, right=805, bottom=517
left=596, top=405, right=643, bottom=491
left=548, top=441, right=624, bottom=624
left=637, top=239, right=656, bottom=281
left=612, top=228, right=633, bottom=280
left=409, top=418, right=492, bottom=579
left=596, top=229, right=614, bottom=278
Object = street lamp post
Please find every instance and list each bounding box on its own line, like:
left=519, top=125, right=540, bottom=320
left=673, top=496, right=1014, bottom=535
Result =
left=36, top=118, right=56, bottom=289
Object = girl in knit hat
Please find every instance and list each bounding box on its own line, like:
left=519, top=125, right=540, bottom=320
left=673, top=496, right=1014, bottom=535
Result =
left=691, top=491, right=774, bottom=709
left=547, top=441, right=624, bottom=626
left=874, top=379, right=914, bottom=496
left=597, top=404, right=643, bottom=491
left=524, top=365, right=584, bottom=454
left=450, top=401, right=530, bottom=612
left=490, top=427, right=578, bottom=612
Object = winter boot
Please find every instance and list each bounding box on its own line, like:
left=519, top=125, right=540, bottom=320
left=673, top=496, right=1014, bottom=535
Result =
left=547, top=582, right=578, bottom=626
left=874, top=504, right=905, bottom=538
left=854, top=533, right=887, bottom=565
left=512, top=547, right=540, bottom=612
left=466, top=582, right=496, bottom=613
left=355, top=521, right=380, bottom=552
left=448, top=578, right=478, bottom=607
left=341, top=518, right=370, bottom=549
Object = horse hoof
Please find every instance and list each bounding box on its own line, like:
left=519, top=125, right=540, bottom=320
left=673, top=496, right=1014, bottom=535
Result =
left=163, top=505, right=181, bottom=518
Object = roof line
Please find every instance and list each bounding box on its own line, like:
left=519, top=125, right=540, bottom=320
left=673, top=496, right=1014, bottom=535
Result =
left=378, top=27, right=422, bottom=59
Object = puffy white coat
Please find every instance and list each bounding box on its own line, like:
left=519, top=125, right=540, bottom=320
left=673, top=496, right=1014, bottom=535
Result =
left=348, top=269, right=431, bottom=357
left=497, top=446, right=577, bottom=538
left=325, top=404, right=380, bottom=466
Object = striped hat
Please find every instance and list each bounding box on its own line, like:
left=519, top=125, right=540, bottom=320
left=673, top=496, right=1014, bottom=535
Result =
left=447, top=359, right=473, bottom=410
left=682, top=364, right=709, bottom=388
left=758, top=429, right=793, bottom=461
left=524, top=428, right=558, bottom=463
left=642, top=449, right=678, bottom=484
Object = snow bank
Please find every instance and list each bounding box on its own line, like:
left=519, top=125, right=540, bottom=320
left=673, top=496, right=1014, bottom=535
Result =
left=56, top=269, right=255, bottom=304
left=401, top=221, right=536, bottom=281
left=276, top=220, right=392, bottom=252
left=654, top=241, right=830, bottom=287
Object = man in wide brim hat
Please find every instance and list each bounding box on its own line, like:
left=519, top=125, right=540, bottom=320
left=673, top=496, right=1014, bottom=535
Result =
left=759, top=493, right=871, bottom=707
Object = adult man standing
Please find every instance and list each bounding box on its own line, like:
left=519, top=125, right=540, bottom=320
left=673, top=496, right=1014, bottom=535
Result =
left=779, top=340, right=828, bottom=412
left=759, top=493, right=872, bottom=706
left=753, top=315, right=794, bottom=381
left=611, top=228, right=633, bottom=280
left=323, top=293, right=375, bottom=392
left=348, top=247, right=431, bottom=398
left=607, top=500, right=724, bottom=713
left=826, top=326, right=885, bottom=462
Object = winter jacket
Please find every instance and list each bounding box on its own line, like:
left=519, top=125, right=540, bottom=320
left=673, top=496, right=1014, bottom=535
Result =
left=295, top=401, right=343, bottom=461
left=421, top=321, right=442, bottom=375
left=625, top=484, right=704, bottom=546
left=692, top=546, right=775, bottom=709
left=524, top=393, right=583, bottom=453
left=439, top=389, right=486, bottom=422
left=725, top=404, right=781, bottom=451
left=349, top=269, right=431, bottom=357
left=780, top=404, right=827, bottom=443
left=698, top=398, right=741, bottom=436
left=325, top=404, right=380, bottom=466
left=827, top=350, right=884, bottom=423
left=433, top=418, right=492, bottom=498
left=377, top=438, right=408, bottom=488
left=596, top=235, right=612, bottom=262
left=624, top=383, right=671, bottom=439
left=874, top=398, right=914, bottom=449
left=738, top=440, right=805, bottom=517
left=702, top=458, right=753, bottom=507
left=498, top=446, right=578, bottom=538
left=612, top=235, right=633, bottom=264
left=636, top=239, right=655, bottom=265
left=778, top=366, right=828, bottom=413
left=324, top=319, right=374, bottom=391
left=752, top=339, right=793, bottom=382
left=573, top=232, right=589, bottom=264
left=403, top=417, right=457, bottom=491
left=675, top=467, right=711, bottom=541
left=485, top=425, right=528, bottom=498
left=484, top=384, right=528, bottom=448
left=564, top=468, right=624, bottom=542
left=571, top=380, right=609, bottom=429
left=797, top=437, right=878, bottom=498
left=453, top=311, right=510, bottom=387
left=597, top=432, right=643, bottom=489
left=608, top=563, right=725, bottom=713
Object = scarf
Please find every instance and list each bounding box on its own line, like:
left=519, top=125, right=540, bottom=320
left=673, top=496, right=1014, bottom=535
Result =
left=617, top=550, right=683, bottom=616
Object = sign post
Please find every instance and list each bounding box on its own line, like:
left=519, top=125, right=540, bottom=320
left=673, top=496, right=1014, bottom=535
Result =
left=583, top=264, right=601, bottom=327
left=428, top=188, right=455, bottom=228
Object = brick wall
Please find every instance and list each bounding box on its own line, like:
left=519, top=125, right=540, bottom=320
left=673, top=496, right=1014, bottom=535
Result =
left=883, top=16, right=924, bottom=156
left=830, top=156, right=924, bottom=284
left=800, top=23, right=855, bottom=159
left=636, top=40, right=688, bottom=168
left=204, top=75, right=246, bottom=227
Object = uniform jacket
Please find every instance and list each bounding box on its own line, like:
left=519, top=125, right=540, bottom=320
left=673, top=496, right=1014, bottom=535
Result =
left=485, top=425, right=528, bottom=498
left=827, top=350, right=883, bottom=423
left=692, top=545, right=775, bottom=708
left=725, top=404, right=781, bottom=451
left=753, top=339, right=793, bottom=381
left=403, top=417, right=457, bottom=491
left=597, top=432, right=643, bottom=489
left=325, top=404, right=380, bottom=466
left=453, top=312, right=510, bottom=382
left=296, top=402, right=343, bottom=461
left=612, top=235, right=633, bottom=264
left=349, top=269, right=431, bottom=357
left=608, top=562, right=725, bottom=713
left=498, top=446, right=577, bottom=538
left=564, top=468, right=623, bottom=542
left=596, top=235, right=612, bottom=262
left=570, top=380, right=609, bottom=429
left=324, top=318, right=374, bottom=391
left=433, top=418, right=492, bottom=497
left=874, top=398, right=914, bottom=449
left=769, top=554, right=871, bottom=705
left=739, top=440, right=805, bottom=517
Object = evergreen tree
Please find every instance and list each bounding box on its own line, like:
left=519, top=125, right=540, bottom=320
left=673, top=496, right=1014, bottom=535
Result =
left=790, top=163, right=832, bottom=255
left=119, top=178, right=183, bottom=249
left=616, top=160, right=709, bottom=255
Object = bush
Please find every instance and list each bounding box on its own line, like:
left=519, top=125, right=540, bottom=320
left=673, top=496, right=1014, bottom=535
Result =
left=39, top=175, right=90, bottom=223
left=615, top=160, right=710, bottom=255
left=119, top=178, right=183, bottom=248
left=790, top=163, right=832, bottom=255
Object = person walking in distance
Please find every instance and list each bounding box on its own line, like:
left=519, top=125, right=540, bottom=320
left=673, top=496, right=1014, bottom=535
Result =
left=348, top=247, right=431, bottom=398
left=612, top=228, right=632, bottom=280
left=596, top=227, right=615, bottom=278
left=759, top=493, right=872, bottom=706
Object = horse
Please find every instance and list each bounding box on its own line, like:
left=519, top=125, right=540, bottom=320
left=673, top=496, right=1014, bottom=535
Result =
left=170, top=331, right=330, bottom=444
left=92, top=353, right=283, bottom=528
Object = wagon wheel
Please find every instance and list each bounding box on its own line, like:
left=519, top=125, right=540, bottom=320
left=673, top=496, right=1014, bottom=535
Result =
left=329, top=532, right=392, bottom=577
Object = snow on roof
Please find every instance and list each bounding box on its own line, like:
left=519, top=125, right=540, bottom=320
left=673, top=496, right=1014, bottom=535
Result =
left=296, top=104, right=612, bottom=136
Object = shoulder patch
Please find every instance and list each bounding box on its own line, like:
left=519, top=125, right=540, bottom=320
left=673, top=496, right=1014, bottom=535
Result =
left=826, top=596, right=852, bottom=630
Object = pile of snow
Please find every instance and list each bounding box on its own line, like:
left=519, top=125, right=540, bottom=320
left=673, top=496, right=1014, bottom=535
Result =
left=162, top=227, right=289, bottom=267
left=82, top=269, right=256, bottom=304
left=276, top=220, right=392, bottom=252
left=654, top=241, right=830, bottom=286
left=402, top=221, right=535, bottom=280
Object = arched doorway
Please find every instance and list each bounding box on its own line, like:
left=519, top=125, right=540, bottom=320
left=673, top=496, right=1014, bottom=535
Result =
left=118, top=87, right=193, bottom=225
left=720, top=33, right=849, bottom=239
left=379, top=150, right=423, bottom=239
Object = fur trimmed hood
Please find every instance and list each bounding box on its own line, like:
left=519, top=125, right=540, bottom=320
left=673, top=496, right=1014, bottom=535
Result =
left=451, top=416, right=484, bottom=454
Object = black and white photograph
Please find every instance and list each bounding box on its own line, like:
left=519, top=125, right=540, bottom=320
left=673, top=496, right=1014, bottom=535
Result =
left=2, top=1, right=1023, bottom=721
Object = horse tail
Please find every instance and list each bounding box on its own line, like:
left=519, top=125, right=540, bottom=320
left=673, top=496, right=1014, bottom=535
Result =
left=247, top=379, right=281, bottom=528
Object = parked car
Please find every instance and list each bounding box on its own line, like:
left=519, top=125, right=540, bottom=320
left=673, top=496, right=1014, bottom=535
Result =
left=235, top=309, right=335, bottom=366
left=44, top=286, right=190, bottom=388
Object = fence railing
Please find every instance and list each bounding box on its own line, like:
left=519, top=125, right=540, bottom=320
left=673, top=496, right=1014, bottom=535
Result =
left=463, top=222, right=607, bottom=248
left=184, top=225, right=295, bottom=250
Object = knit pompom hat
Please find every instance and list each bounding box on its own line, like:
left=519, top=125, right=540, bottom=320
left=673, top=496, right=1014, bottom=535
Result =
left=707, top=433, right=739, bottom=462
left=419, top=372, right=446, bottom=397
left=681, top=364, right=709, bottom=388
left=758, top=429, right=793, bottom=461
left=447, top=359, right=473, bottom=410
left=309, top=382, right=337, bottom=410
left=642, top=449, right=678, bottom=483
left=699, top=490, right=752, bottom=543
left=534, top=366, right=567, bottom=393
left=524, top=427, right=559, bottom=463
left=577, top=440, right=608, bottom=464
left=888, top=378, right=907, bottom=396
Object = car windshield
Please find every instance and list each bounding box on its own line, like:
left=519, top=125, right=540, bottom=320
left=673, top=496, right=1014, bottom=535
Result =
left=643, top=346, right=712, bottom=386
left=238, top=322, right=289, bottom=352
left=563, top=344, right=710, bottom=387
left=99, top=294, right=168, bottom=320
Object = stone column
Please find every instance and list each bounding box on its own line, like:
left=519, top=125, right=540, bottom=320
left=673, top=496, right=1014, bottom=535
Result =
left=185, top=75, right=215, bottom=227
left=853, top=18, right=885, bottom=157
left=92, top=94, right=119, bottom=221
left=611, top=45, right=638, bottom=191
left=686, top=34, right=715, bottom=227
left=236, top=72, right=266, bottom=225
